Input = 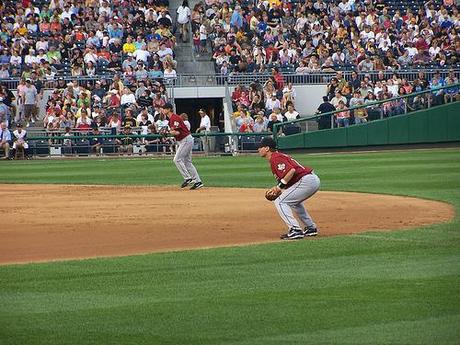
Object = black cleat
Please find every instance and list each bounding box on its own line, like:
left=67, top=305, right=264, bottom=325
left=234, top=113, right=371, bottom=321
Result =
left=304, top=227, right=318, bottom=237
left=181, top=179, right=193, bottom=188
left=190, top=181, right=204, bottom=190
left=280, top=228, right=305, bottom=240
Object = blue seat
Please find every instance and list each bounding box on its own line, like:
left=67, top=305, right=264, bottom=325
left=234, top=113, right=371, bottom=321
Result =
left=34, top=140, right=49, bottom=156
left=284, top=125, right=301, bottom=136
left=74, top=139, right=90, bottom=155
left=240, top=136, right=257, bottom=151
left=102, top=138, right=116, bottom=154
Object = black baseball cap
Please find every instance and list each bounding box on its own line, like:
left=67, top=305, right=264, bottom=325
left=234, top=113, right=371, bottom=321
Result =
left=162, top=102, right=173, bottom=109
left=258, top=137, right=277, bottom=149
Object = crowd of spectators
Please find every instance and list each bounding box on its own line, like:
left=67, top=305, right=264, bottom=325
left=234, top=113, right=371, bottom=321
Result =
left=199, top=0, right=460, bottom=75
left=0, top=0, right=459, bottom=151
left=315, top=69, right=459, bottom=128
left=40, top=75, right=169, bottom=132
left=230, top=68, right=302, bottom=133
left=0, top=0, right=187, bottom=153
left=230, top=67, right=460, bottom=133
left=0, top=0, right=178, bottom=84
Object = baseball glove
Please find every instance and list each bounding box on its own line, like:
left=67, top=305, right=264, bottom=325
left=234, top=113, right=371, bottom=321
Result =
left=265, top=187, right=282, bottom=201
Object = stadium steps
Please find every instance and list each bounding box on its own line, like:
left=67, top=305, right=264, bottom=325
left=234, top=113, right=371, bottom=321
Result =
left=170, top=0, right=215, bottom=85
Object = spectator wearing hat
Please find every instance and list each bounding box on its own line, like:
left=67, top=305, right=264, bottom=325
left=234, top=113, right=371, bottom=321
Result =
left=12, top=123, right=29, bottom=159
left=92, top=81, right=106, bottom=101
left=157, top=42, right=174, bottom=62
left=149, top=64, right=164, bottom=80
left=106, top=89, right=121, bottom=113
left=265, top=93, right=281, bottom=115
left=315, top=96, right=335, bottom=130
left=122, top=53, right=137, bottom=70
left=89, top=126, right=103, bottom=156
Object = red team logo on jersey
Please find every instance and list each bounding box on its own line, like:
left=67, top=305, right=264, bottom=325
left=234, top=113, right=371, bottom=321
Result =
left=277, top=163, right=286, bottom=171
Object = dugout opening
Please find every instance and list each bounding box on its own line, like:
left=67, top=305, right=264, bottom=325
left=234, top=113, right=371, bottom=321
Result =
left=174, top=98, right=224, bottom=132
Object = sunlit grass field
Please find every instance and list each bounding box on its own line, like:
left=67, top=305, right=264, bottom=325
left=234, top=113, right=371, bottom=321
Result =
left=0, top=148, right=459, bottom=345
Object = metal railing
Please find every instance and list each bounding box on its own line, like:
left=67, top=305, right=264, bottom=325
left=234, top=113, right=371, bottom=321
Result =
left=2, top=69, right=459, bottom=90
left=272, top=82, right=460, bottom=141
left=2, top=129, right=271, bottom=159
left=4, top=83, right=458, bottom=159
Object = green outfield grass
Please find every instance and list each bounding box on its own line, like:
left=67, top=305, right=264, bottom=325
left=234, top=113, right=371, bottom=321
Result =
left=0, top=149, right=459, bottom=345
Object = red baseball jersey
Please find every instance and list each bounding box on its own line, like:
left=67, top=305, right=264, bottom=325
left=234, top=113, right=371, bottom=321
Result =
left=270, top=152, right=313, bottom=188
left=168, top=113, right=191, bottom=141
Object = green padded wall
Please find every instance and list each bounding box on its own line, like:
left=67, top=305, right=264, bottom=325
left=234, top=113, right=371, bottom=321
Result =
left=408, top=112, right=429, bottom=143
left=347, top=124, right=368, bottom=146
left=366, top=120, right=389, bottom=146
left=447, top=104, right=460, bottom=141
left=388, top=115, right=409, bottom=144
left=277, top=132, right=304, bottom=149
left=305, top=127, right=348, bottom=147
left=278, top=102, right=460, bottom=149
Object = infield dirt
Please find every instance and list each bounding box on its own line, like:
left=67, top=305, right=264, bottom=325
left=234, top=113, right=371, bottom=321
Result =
left=0, top=184, right=454, bottom=264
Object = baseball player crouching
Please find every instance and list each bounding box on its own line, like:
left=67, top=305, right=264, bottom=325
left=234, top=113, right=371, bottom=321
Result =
left=258, top=137, right=320, bottom=240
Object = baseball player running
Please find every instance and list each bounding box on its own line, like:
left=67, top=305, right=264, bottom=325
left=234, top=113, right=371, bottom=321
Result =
left=161, top=103, right=203, bottom=190
left=258, top=137, right=320, bottom=240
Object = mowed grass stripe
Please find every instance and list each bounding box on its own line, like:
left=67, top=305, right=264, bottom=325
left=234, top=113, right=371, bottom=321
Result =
left=0, top=238, right=459, bottom=344
left=0, top=148, right=459, bottom=344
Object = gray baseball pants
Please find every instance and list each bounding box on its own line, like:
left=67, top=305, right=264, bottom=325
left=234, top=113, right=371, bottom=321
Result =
left=174, top=135, right=201, bottom=182
left=274, top=173, right=320, bottom=230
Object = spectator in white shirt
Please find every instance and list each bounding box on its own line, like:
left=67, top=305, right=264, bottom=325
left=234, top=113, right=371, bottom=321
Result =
left=60, top=4, right=73, bottom=21
left=24, top=49, right=38, bottom=65
left=35, top=36, right=48, bottom=52
left=338, top=0, right=352, bottom=13
left=196, top=109, right=211, bottom=133
left=265, top=93, right=281, bottom=112
left=406, top=43, right=418, bottom=58
left=358, top=57, right=374, bottom=71
left=163, top=66, right=177, bottom=80
left=99, top=1, right=112, bottom=17
left=284, top=103, right=300, bottom=121
left=429, top=41, right=441, bottom=59
left=9, top=51, right=22, bottom=66
left=121, top=88, right=137, bottom=107
left=133, top=45, right=150, bottom=64
left=331, top=91, right=347, bottom=108
left=360, top=26, right=375, bottom=43
left=83, top=48, right=98, bottom=65
left=157, top=43, right=174, bottom=61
